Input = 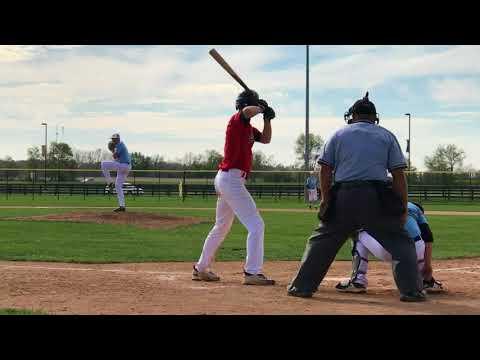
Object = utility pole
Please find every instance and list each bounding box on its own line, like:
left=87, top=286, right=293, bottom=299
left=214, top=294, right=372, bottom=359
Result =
left=305, top=45, right=310, bottom=170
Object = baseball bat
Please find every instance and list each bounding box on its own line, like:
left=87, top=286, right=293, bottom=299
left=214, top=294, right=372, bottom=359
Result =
left=209, top=48, right=250, bottom=91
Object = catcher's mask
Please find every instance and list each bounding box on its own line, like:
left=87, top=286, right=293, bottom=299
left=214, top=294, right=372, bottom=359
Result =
left=111, top=133, right=120, bottom=144
left=235, top=89, right=259, bottom=110
left=344, top=92, right=380, bottom=124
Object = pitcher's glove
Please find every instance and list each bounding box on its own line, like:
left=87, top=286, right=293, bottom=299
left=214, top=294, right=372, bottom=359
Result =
left=108, top=141, right=116, bottom=153
left=263, top=106, right=276, bottom=121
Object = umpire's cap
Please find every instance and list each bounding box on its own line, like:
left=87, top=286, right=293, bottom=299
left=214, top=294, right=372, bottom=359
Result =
left=344, top=92, right=379, bottom=123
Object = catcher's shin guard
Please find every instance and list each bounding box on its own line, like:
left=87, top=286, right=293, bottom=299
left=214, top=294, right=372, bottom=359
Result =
left=350, top=239, right=368, bottom=286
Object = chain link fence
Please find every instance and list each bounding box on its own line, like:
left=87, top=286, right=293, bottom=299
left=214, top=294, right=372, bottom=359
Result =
left=1, top=168, right=479, bottom=201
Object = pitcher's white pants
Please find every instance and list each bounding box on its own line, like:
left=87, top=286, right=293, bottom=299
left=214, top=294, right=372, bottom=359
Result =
left=101, top=161, right=131, bottom=207
left=196, top=169, right=265, bottom=275
left=353, top=231, right=425, bottom=287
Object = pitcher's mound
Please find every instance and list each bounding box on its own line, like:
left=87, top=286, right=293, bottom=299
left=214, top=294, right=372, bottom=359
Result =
left=10, top=212, right=207, bottom=230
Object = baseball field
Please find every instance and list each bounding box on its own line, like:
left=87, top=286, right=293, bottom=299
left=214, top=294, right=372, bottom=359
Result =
left=1, top=194, right=479, bottom=315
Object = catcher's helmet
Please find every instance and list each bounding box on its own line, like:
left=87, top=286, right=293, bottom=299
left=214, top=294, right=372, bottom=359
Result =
left=344, top=92, right=379, bottom=124
left=235, top=89, right=259, bottom=110
left=411, top=201, right=425, bottom=214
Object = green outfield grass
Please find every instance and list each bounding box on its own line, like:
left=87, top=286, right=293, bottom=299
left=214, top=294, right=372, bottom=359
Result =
left=0, top=204, right=478, bottom=263
left=1, top=194, right=480, bottom=211
left=0, top=308, right=46, bottom=315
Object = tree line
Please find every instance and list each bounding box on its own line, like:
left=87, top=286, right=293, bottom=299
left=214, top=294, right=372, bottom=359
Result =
left=0, top=134, right=476, bottom=175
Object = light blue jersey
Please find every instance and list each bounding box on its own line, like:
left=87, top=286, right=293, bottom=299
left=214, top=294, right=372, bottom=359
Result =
left=318, top=122, right=407, bottom=183
left=305, top=175, right=319, bottom=190
left=404, top=202, right=428, bottom=239
left=115, top=142, right=131, bottom=164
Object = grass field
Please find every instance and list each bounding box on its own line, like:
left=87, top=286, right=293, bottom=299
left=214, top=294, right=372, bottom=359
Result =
left=0, top=195, right=479, bottom=263
left=2, top=194, right=480, bottom=211
left=0, top=308, right=45, bottom=315
left=0, top=195, right=479, bottom=315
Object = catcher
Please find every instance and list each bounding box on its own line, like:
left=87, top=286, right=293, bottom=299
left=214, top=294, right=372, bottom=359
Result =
left=101, top=133, right=131, bottom=212
left=336, top=201, right=445, bottom=294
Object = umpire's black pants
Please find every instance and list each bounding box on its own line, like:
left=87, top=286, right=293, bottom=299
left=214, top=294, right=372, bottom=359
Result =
left=289, top=185, right=422, bottom=296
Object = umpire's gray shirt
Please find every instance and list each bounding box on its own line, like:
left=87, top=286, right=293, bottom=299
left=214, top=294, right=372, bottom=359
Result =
left=318, top=121, right=407, bottom=183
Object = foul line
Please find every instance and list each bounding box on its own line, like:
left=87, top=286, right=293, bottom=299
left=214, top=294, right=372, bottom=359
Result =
left=0, top=206, right=479, bottom=216
left=0, top=264, right=181, bottom=276
left=1, top=264, right=479, bottom=279
left=435, top=266, right=480, bottom=272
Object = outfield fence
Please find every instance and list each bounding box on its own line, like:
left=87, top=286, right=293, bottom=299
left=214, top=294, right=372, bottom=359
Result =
left=0, top=168, right=480, bottom=201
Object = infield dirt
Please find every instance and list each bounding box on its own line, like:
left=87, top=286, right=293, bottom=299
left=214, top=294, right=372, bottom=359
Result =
left=1, top=259, right=479, bottom=315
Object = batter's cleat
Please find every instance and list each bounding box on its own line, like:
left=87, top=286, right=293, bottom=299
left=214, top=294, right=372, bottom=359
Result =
left=399, top=291, right=427, bottom=302
left=423, top=278, right=445, bottom=293
left=113, top=206, right=126, bottom=212
left=335, top=279, right=367, bottom=293
left=192, top=266, right=220, bottom=282
left=243, top=272, right=275, bottom=286
left=287, top=285, right=313, bottom=298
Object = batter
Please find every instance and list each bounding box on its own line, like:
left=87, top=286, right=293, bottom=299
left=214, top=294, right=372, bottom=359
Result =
left=193, top=90, right=276, bottom=285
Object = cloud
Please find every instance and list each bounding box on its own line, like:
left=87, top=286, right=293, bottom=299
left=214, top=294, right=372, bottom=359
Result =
left=0, top=45, right=479, bottom=170
left=310, top=45, right=480, bottom=91
left=0, top=46, right=43, bottom=62
left=430, top=78, right=480, bottom=106
left=0, top=45, right=85, bottom=63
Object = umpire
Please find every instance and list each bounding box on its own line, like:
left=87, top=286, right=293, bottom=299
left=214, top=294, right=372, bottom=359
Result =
left=287, top=92, right=425, bottom=302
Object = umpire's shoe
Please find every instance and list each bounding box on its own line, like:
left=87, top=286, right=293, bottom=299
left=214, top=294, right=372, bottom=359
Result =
left=113, top=206, right=126, bottom=212
left=399, top=291, right=427, bottom=302
left=192, top=266, right=220, bottom=282
left=286, top=285, right=313, bottom=298
left=243, top=272, right=275, bottom=286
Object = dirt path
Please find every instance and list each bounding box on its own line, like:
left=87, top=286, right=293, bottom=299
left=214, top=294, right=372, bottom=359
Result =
left=0, top=206, right=478, bottom=216
left=1, top=259, right=479, bottom=315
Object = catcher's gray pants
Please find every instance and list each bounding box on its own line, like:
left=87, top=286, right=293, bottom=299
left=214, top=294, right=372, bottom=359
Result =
left=352, top=231, right=426, bottom=287
left=289, top=185, right=422, bottom=296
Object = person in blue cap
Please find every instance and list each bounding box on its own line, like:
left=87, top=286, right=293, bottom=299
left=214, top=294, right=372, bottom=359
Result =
left=305, top=171, right=320, bottom=209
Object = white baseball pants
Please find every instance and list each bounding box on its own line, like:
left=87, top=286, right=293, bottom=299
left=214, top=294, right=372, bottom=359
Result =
left=196, top=169, right=265, bottom=275
left=101, top=161, right=131, bottom=207
left=353, top=230, right=425, bottom=287
left=307, top=189, right=318, bottom=202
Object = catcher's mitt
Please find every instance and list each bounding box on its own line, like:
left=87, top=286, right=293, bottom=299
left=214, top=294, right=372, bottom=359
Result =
left=108, top=141, right=116, bottom=153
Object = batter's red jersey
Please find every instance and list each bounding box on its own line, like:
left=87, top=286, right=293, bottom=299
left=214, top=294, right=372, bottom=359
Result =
left=219, top=112, right=262, bottom=174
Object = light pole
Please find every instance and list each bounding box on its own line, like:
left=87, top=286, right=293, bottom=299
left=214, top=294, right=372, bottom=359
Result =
left=404, top=113, right=411, bottom=170
left=41, top=122, right=48, bottom=185
left=55, top=123, right=65, bottom=143
left=305, top=45, right=310, bottom=170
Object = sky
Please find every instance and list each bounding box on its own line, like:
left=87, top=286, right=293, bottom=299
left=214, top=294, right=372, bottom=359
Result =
left=0, top=45, right=479, bottom=170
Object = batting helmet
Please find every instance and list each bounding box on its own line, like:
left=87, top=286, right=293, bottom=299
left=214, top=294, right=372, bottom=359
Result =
left=344, top=92, right=379, bottom=124
left=235, top=89, right=259, bottom=110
